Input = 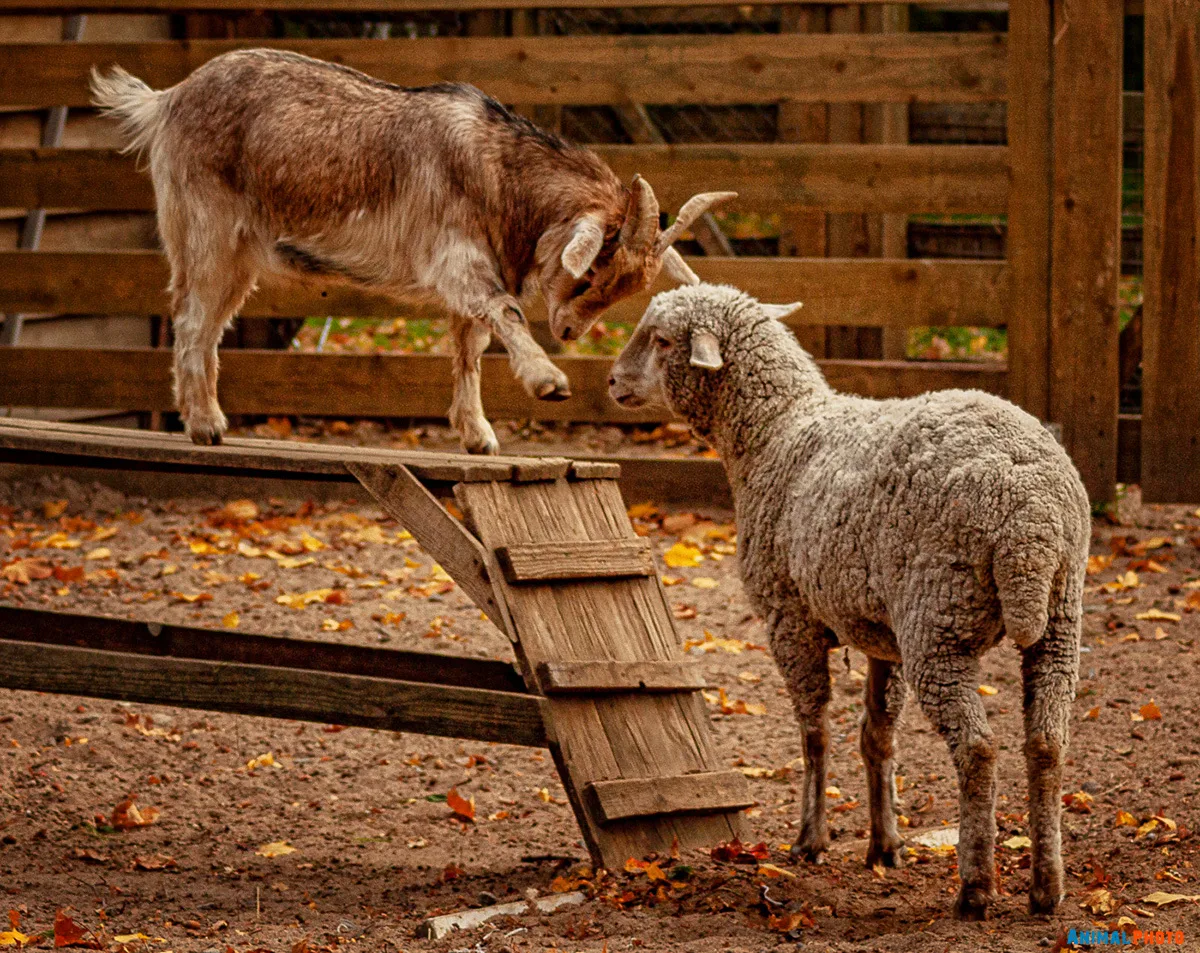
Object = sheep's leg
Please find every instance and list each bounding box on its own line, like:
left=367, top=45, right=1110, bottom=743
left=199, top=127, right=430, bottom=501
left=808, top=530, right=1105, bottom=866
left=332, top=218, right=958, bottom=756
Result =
left=862, top=657, right=906, bottom=869
left=772, top=617, right=835, bottom=863
left=909, top=653, right=996, bottom=920
left=169, top=249, right=256, bottom=447
left=448, top=315, right=500, bottom=455
left=1021, top=604, right=1079, bottom=914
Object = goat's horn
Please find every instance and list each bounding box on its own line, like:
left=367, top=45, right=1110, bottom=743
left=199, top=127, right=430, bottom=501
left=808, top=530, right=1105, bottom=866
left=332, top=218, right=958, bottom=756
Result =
left=619, top=175, right=660, bottom=252
left=654, top=191, right=738, bottom=257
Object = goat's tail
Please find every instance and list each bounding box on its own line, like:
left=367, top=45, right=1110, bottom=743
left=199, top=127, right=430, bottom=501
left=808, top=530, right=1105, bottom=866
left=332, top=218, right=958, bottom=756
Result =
left=90, top=66, right=169, bottom=158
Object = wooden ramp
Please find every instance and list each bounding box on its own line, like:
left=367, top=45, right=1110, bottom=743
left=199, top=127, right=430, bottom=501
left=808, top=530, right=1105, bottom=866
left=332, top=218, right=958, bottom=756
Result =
left=0, top=417, right=749, bottom=868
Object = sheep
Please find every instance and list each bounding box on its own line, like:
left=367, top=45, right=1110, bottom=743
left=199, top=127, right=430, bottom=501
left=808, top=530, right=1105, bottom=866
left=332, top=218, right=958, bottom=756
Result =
left=90, top=49, right=733, bottom=452
left=609, top=284, right=1090, bottom=920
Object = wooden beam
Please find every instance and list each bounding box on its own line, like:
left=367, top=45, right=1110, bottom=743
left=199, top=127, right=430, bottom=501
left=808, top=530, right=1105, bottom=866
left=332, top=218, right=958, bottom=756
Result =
left=0, top=637, right=549, bottom=747
left=1048, top=0, right=1124, bottom=502
left=1004, top=0, right=1053, bottom=420
left=535, top=660, right=708, bottom=694
left=586, top=770, right=755, bottom=823
left=497, top=539, right=655, bottom=582
left=346, top=462, right=512, bottom=635
left=0, top=143, right=1010, bottom=215
left=0, top=348, right=1010, bottom=422
left=0, top=35, right=1007, bottom=109
left=0, top=604, right=528, bottom=693
left=0, top=0, right=1000, bottom=10
left=1140, top=0, right=1200, bottom=503
left=0, top=251, right=1011, bottom=329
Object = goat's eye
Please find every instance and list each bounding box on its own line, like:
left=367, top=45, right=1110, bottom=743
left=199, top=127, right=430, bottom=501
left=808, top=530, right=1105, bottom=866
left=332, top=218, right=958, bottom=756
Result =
left=654, top=334, right=672, bottom=350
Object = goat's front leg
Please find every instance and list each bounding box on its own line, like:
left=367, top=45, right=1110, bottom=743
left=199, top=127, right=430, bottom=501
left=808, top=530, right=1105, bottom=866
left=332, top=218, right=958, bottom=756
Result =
left=482, top=294, right=570, bottom=402
left=769, top=612, right=836, bottom=864
left=862, top=657, right=907, bottom=868
left=448, top=315, right=499, bottom=455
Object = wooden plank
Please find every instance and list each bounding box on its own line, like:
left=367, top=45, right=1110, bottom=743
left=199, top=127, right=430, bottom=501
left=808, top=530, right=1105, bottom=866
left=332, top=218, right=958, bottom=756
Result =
left=0, top=251, right=1012, bottom=328
left=536, top=660, right=708, bottom=695
left=0, top=144, right=1010, bottom=215
left=569, top=461, right=622, bottom=480
left=0, top=349, right=1009, bottom=422
left=0, top=34, right=1008, bottom=109
left=0, top=0, right=991, bottom=10
left=497, top=539, right=655, bottom=582
left=0, top=603, right=528, bottom=693
left=456, top=479, right=748, bottom=868
left=346, top=462, right=511, bottom=635
left=1048, top=0, right=1124, bottom=502
left=1140, top=0, right=1200, bottom=502
left=0, top=414, right=529, bottom=483
left=1004, top=0, right=1053, bottom=419
left=0, top=637, right=549, bottom=747
left=586, top=770, right=755, bottom=823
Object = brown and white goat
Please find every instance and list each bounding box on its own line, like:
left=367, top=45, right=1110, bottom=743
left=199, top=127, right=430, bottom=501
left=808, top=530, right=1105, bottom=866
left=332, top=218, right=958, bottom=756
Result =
left=91, top=49, right=733, bottom=452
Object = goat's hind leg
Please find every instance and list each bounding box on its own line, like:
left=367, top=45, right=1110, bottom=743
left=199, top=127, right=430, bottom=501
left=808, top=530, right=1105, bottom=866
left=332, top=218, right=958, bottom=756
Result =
left=862, top=657, right=907, bottom=868
left=1022, top=591, right=1080, bottom=914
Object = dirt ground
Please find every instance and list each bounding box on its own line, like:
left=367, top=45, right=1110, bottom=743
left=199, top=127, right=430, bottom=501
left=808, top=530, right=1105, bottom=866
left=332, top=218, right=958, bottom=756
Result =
left=0, top=429, right=1197, bottom=952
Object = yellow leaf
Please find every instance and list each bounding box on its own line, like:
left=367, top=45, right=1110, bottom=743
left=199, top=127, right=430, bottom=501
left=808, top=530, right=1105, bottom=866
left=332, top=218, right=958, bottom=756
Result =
left=218, top=499, right=259, bottom=522
left=1087, top=553, right=1114, bottom=574
left=40, top=532, right=80, bottom=550
left=1100, top=570, right=1141, bottom=593
left=90, top=525, right=119, bottom=542
left=222, top=611, right=240, bottom=629
left=42, top=499, right=69, bottom=519
left=246, top=752, right=276, bottom=770
left=1115, top=810, right=1137, bottom=827
left=1002, top=835, right=1032, bottom=849
left=1142, top=891, right=1200, bottom=907
left=661, top=575, right=684, bottom=586
left=1080, top=887, right=1117, bottom=914
left=757, top=863, right=797, bottom=879
left=1142, top=536, right=1172, bottom=551
left=0, top=930, right=29, bottom=947
left=825, top=786, right=841, bottom=798
left=321, top=618, right=353, bottom=632
left=1135, top=609, right=1181, bottom=622
left=737, top=671, right=762, bottom=684
left=169, top=591, right=212, bottom=604
left=627, top=502, right=660, bottom=520
left=1137, top=818, right=1160, bottom=838
left=662, top=542, right=704, bottom=568
left=256, top=840, right=296, bottom=858
left=189, top=539, right=218, bottom=555
left=112, top=934, right=155, bottom=945
left=977, top=685, right=999, bottom=696
left=691, top=577, right=719, bottom=589
left=300, top=532, right=326, bottom=552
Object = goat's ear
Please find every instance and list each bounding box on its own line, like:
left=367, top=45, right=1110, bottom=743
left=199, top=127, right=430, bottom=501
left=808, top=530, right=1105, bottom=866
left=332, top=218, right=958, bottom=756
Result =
left=760, top=301, right=803, bottom=322
left=561, top=217, right=605, bottom=279
left=661, top=246, right=700, bottom=286
left=689, top=330, right=723, bottom=370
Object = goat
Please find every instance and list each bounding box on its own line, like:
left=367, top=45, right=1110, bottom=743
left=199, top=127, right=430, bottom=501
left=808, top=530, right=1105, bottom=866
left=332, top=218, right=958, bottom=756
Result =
left=91, top=48, right=733, bottom=451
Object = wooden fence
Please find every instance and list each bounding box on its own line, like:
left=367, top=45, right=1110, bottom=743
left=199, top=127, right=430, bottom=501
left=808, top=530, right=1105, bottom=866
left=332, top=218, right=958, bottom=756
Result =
left=0, top=0, right=1178, bottom=503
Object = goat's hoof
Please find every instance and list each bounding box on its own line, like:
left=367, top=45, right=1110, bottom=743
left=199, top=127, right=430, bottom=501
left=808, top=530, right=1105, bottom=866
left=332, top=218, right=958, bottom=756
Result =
left=188, top=428, right=224, bottom=447
left=464, top=436, right=501, bottom=456
left=534, top=379, right=571, bottom=402
left=954, top=886, right=991, bottom=921
left=865, top=842, right=905, bottom=869
left=1028, top=886, right=1063, bottom=915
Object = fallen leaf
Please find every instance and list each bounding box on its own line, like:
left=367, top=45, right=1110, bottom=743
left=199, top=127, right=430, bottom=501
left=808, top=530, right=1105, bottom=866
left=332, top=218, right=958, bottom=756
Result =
left=1003, top=835, right=1032, bottom=849
left=132, top=853, right=176, bottom=871
left=169, top=591, right=212, bottom=604
left=757, top=863, right=796, bottom=879
left=1, top=557, right=54, bottom=585
left=1087, top=554, right=1115, bottom=574
left=1139, top=700, right=1163, bottom=721
left=42, top=500, right=69, bottom=519
left=662, top=542, right=703, bottom=568
left=84, top=548, right=110, bottom=561
left=1100, top=570, right=1140, bottom=593
left=1080, top=887, right=1117, bottom=914
left=710, top=839, right=770, bottom=863
left=1085, top=706, right=1101, bottom=720
left=256, top=841, right=296, bottom=858
left=320, top=618, right=353, bottom=632
left=222, top=611, right=240, bottom=629
left=1141, top=892, right=1200, bottom=907
left=1135, top=609, right=1181, bottom=622
left=54, top=910, right=95, bottom=948
left=1063, top=791, right=1094, bottom=814
left=0, top=930, right=30, bottom=947
left=1115, top=810, right=1137, bottom=827
left=661, top=575, right=684, bottom=587
left=111, top=798, right=159, bottom=830
left=246, top=752, right=276, bottom=771
left=447, top=787, right=476, bottom=823
left=691, top=577, right=718, bottom=589
left=977, top=685, right=999, bottom=696
left=111, top=935, right=153, bottom=945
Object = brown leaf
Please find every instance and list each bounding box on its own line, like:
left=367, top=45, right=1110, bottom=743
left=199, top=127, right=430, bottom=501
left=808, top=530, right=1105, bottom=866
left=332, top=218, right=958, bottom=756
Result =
left=54, top=910, right=98, bottom=948
left=1, top=557, right=54, bottom=585
left=710, top=839, right=770, bottom=863
left=447, top=787, right=475, bottom=823
left=69, top=848, right=108, bottom=865
left=1139, top=700, right=1163, bottom=721
left=111, top=798, right=159, bottom=830
left=132, top=854, right=176, bottom=871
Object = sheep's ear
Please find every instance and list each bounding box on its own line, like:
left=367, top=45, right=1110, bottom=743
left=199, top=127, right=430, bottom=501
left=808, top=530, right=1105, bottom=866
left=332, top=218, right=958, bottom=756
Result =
left=760, top=301, right=803, bottom=322
left=561, top=217, right=605, bottom=279
left=689, top=330, right=723, bottom=370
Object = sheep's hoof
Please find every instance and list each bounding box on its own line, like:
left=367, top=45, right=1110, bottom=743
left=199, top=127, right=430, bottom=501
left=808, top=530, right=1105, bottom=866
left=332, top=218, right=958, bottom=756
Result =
left=188, top=428, right=223, bottom=447
left=1028, top=886, right=1063, bottom=915
left=954, top=885, right=991, bottom=921
left=865, top=842, right=905, bottom=869
left=534, top=379, right=571, bottom=402
left=788, top=839, right=829, bottom=865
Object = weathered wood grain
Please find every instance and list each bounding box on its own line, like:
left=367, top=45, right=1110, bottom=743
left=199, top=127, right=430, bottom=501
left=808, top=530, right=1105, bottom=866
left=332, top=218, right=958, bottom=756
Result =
left=1140, top=0, right=1200, bottom=502
left=0, top=348, right=1009, bottom=423
left=1048, top=0, right=1124, bottom=502
left=0, top=34, right=1007, bottom=109
left=0, top=0, right=994, bottom=11
left=0, top=637, right=549, bottom=746
left=586, top=770, right=755, bottom=823
left=536, top=660, right=709, bottom=695
left=0, top=144, right=1010, bottom=214
left=497, top=539, right=655, bottom=582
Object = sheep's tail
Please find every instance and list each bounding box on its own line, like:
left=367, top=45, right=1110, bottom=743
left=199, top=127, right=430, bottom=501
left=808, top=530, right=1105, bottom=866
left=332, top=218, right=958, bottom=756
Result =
left=90, top=65, right=169, bottom=158
left=993, top=533, right=1066, bottom=650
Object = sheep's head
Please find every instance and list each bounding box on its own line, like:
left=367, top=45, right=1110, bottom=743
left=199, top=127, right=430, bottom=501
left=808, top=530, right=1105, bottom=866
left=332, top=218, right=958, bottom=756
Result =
left=539, top=177, right=736, bottom=341
left=609, top=284, right=802, bottom=422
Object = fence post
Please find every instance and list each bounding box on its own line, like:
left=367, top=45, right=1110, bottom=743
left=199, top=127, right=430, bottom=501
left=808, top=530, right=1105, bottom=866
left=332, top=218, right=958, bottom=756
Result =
left=1141, top=0, right=1200, bottom=502
left=1005, top=0, right=1053, bottom=421
left=1048, top=0, right=1125, bottom=503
